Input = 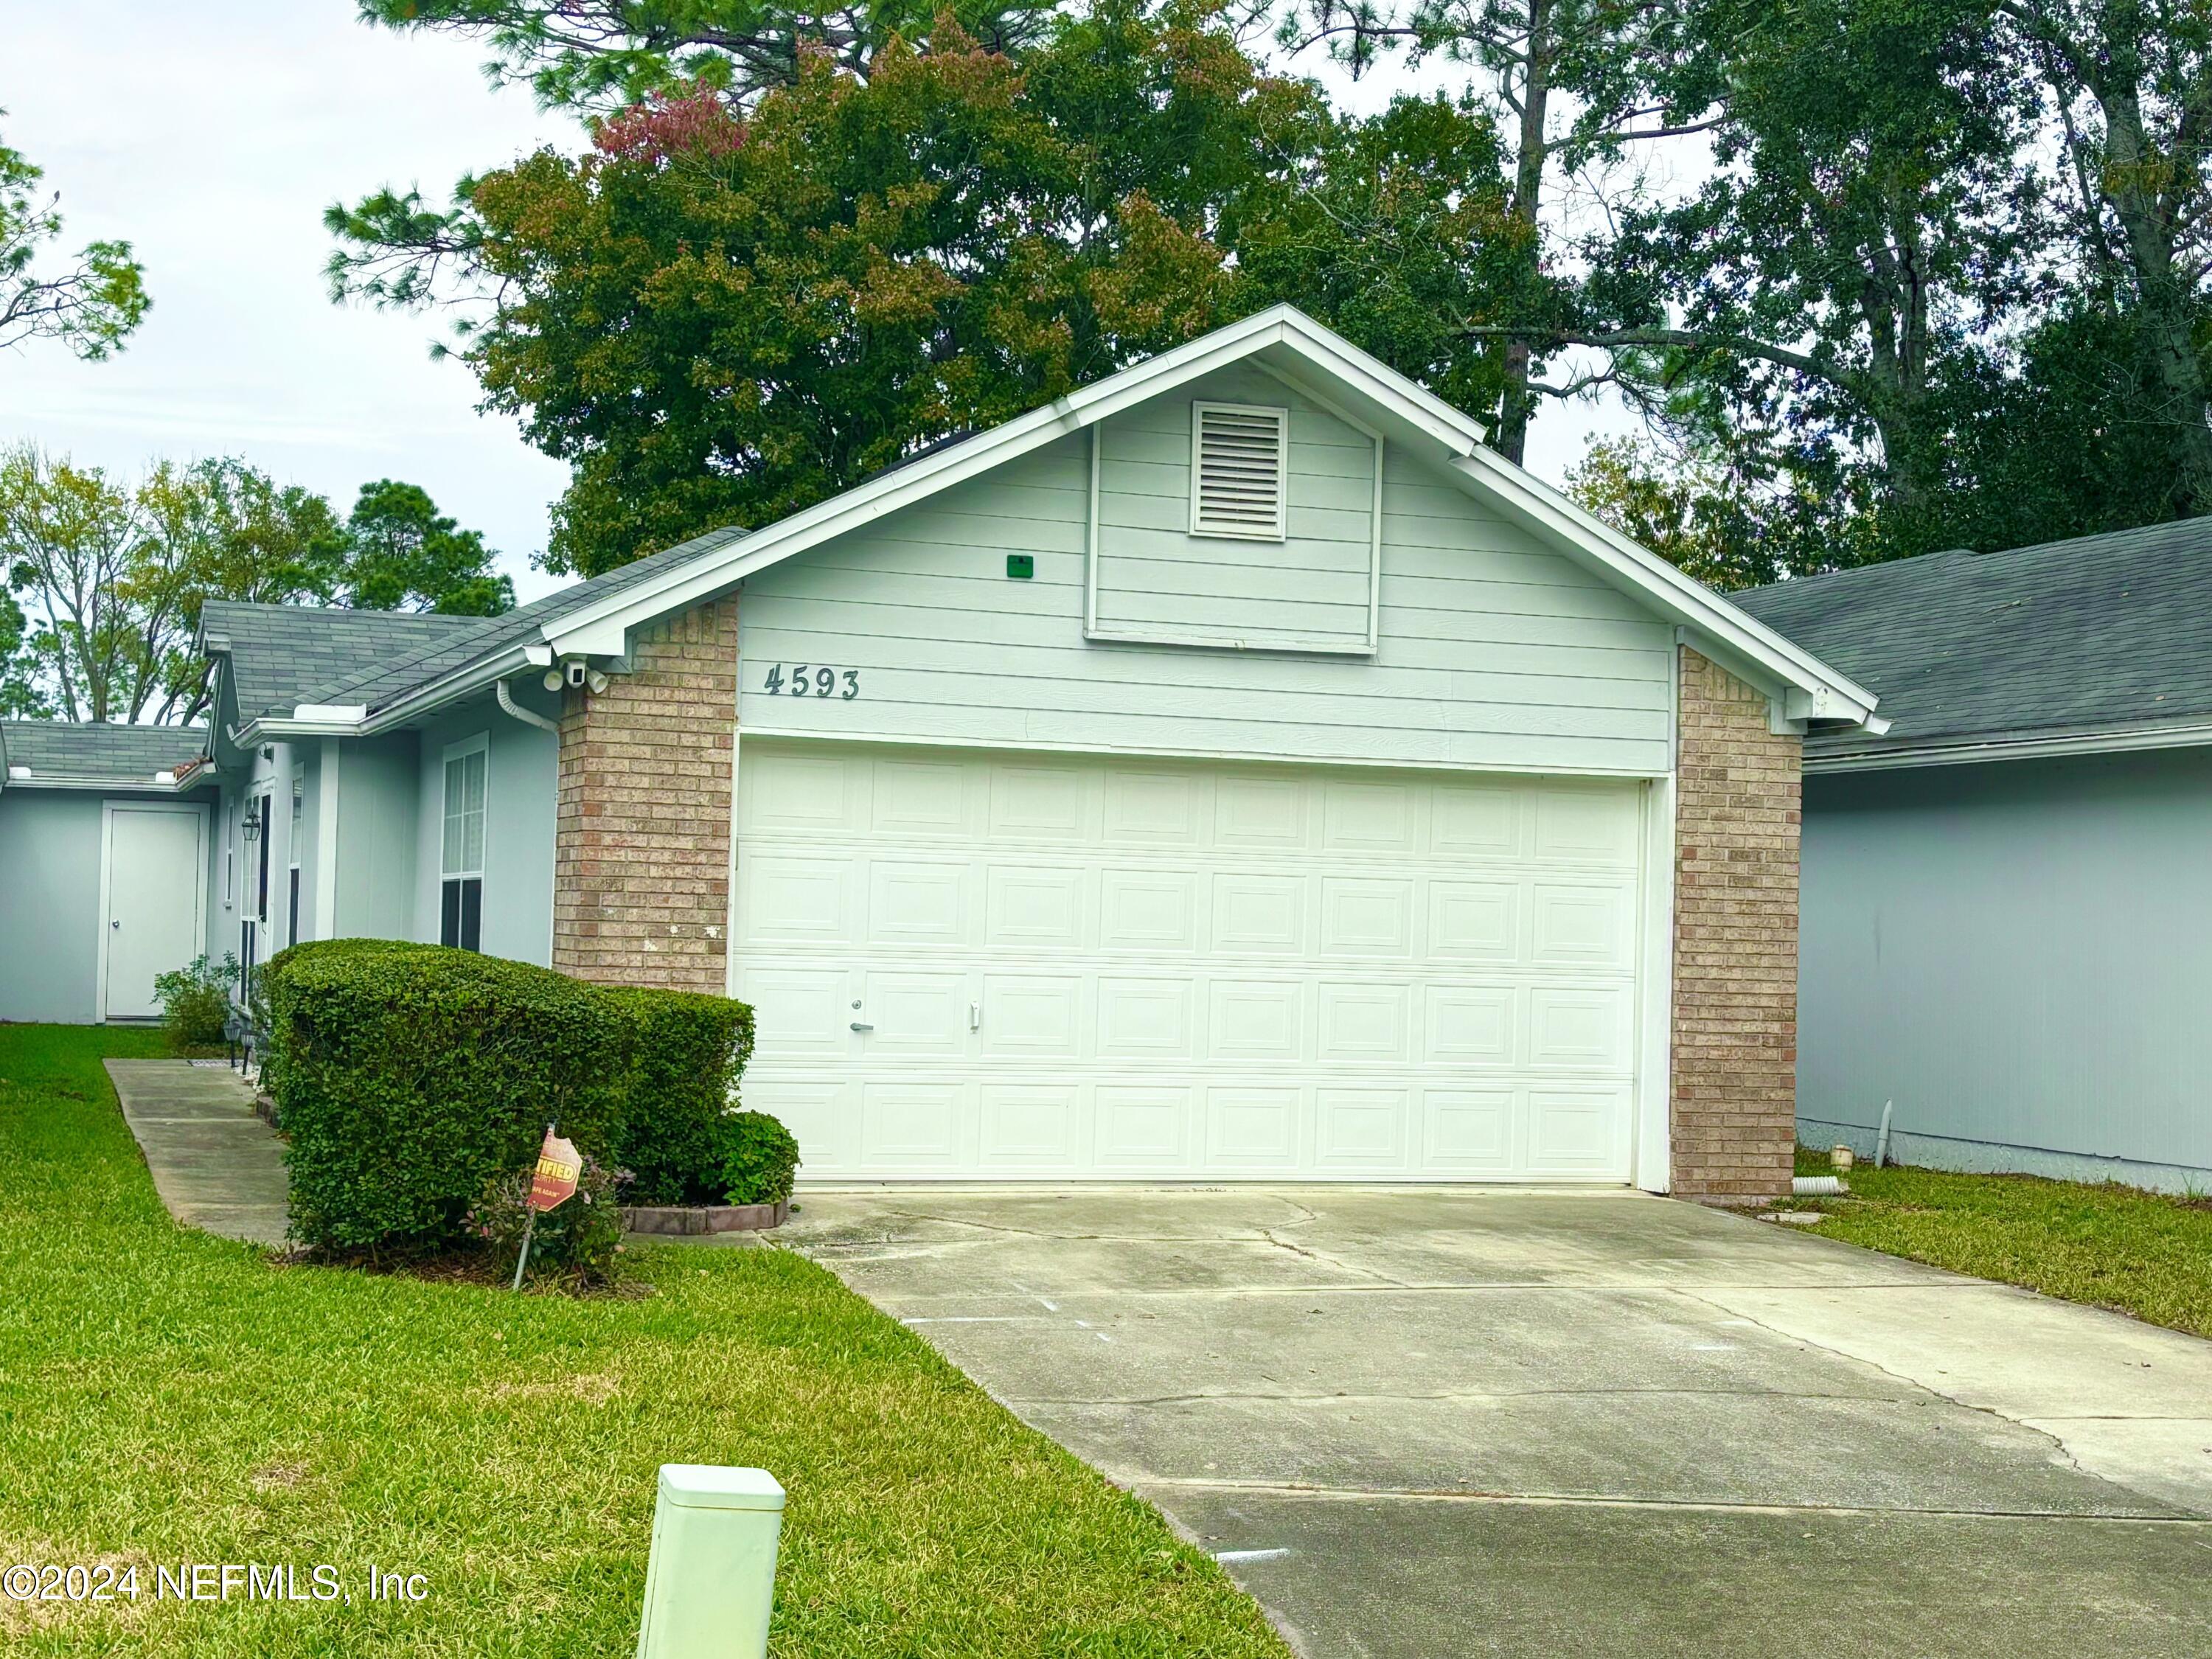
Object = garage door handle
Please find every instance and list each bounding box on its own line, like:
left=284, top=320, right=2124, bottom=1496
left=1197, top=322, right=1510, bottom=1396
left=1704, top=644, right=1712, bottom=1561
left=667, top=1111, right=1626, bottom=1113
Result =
left=849, top=1021, right=873, bottom=1033
left=111, top=919, right=121, bottom=929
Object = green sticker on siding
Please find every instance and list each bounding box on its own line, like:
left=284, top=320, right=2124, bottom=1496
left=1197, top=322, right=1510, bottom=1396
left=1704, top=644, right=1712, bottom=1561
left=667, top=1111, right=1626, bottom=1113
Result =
left=1006, top=554, right=1034, bottom=580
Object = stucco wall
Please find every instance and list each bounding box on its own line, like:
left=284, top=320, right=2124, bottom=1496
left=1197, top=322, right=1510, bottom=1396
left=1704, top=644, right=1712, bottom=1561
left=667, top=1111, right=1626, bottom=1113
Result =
left=1800, top=747, right=2212, bottom=1189
left=411, top=695, right=558, bottom=967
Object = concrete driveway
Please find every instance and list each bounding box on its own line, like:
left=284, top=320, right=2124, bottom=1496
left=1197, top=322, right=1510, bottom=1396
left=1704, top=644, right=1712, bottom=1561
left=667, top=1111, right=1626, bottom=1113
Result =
left=779, top=1186, right=2212, bottom=1658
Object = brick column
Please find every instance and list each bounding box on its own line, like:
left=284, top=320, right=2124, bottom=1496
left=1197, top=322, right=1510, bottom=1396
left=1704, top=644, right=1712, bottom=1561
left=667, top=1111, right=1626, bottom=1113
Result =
left=552, top=597, right=737, bottom=992
left=1671, top=647, right=1802, bottom=1203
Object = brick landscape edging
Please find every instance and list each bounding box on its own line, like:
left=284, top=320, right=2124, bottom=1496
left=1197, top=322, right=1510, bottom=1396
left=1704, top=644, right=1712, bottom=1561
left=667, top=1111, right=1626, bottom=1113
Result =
left=622, top=1200, right=790, bottom=1235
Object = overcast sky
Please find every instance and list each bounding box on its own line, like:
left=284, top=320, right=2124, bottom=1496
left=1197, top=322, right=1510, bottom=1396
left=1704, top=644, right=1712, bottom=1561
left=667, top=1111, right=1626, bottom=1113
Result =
left=1, top=3, right=1631, bottom=608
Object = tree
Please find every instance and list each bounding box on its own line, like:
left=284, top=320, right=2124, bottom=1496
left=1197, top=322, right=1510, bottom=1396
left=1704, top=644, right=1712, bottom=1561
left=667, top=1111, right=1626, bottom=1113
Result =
left=0, top=451, right=500, bottom=726
left=1, top=114, right=149, bottom=362
left=1992, top=0, right=2212, bottom=514
left=1278, top=0, right=1712, bottom=462
left=330, top=5, right=1321, bottom=575
left=340, top=479, right=515, bottom=614
left=355, top=0, right=1060, bottom=108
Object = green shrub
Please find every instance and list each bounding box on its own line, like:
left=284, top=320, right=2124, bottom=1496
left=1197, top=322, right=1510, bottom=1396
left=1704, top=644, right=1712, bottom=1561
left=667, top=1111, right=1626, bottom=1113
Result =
left=607, top=988, right=757, bottom=1205
left=152, top=953, right=239, bottom=1051
left=717, top=1110, right=800, bottom=1207
left=257, top=937, right=428, bottom=1099
left=274, top=945, right=627, bottom=1252
left=469, top=1158, right=626, bottom=1288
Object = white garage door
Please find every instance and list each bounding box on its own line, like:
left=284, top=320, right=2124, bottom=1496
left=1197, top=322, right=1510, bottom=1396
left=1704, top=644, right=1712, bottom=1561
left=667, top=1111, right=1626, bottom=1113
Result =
left=733, top=742, right=1645, bottom=1181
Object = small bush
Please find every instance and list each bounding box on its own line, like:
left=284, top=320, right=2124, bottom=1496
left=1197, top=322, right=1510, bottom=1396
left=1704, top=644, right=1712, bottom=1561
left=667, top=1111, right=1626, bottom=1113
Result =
left=608, top=988, right=757, bottom=1205
left=718, top=1110, right=800, bottom=1207
left=152, top=953, right=239, bottom=1051
left=274, top=945, right=627, bottom=1252
left=469, top=1158, right=626, bottom=1288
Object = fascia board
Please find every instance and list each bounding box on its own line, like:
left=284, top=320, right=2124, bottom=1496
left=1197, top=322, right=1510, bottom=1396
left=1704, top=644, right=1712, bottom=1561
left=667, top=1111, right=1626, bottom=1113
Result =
left=1807, top=720, right=2212, bottom=773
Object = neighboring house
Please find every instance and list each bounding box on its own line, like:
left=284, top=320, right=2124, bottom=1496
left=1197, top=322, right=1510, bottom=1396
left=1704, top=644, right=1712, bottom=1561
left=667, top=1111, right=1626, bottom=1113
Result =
left=1736, top=521, right=2212, bottom=1192
left=0, top=306, right=1881, bottom=1200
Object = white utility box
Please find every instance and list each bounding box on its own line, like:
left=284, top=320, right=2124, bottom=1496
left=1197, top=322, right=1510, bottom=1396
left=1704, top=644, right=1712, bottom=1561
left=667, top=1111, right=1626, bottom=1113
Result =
left=636, top=1464, right=786, bottom=1659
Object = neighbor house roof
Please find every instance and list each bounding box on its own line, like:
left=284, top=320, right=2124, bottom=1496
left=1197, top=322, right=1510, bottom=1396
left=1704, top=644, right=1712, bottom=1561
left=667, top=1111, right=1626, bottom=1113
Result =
left=1735, top=517, right=2212, bottom=770
left=208, top=527, right=751, bottom=739
left=216, top=307, right=1879, bottom=742
left=201, top=602, right=483, bottom=723
left=0, top=720, right=210, bottom=790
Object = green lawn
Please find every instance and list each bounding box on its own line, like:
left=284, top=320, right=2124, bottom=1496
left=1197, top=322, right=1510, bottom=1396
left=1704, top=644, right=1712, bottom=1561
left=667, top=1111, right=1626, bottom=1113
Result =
left=0, top=1025, right=1290, bottom=1658
left=1792, top=1146, right=2212, bottom=1339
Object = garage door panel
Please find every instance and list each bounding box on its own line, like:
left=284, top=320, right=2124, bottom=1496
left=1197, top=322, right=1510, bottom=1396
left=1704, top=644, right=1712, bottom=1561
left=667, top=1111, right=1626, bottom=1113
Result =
left=985, top=864, right=1086, bottom=948
left=1099, top=869, right=1200, bottom=951
left=1528, top=986, right=1634, bottom=1071
left=737, top=967, right=850, bottom=1060
left=1421, top=1088, right=1514, bottom=1169
left=1318, top=982, right=1412, bottom=1062
left=1205, top=1086, right=1301, bottom=1168
left=861, top=1081, right=967, bottom=1167
left=979, top=1083, right=1081, bottom=1167
left=1320, top=877, right=1415, bottom=957
left=1316, top=1088, right=1411, bottom=1167
left=1097, top=978, right=1197, bottom=1059
left=1210, top=873, right=1307, bottom=954
left=1208, top=980, right=1304, bottom=1062
left=1526, top=1085, right=1633, bottom=1175
left=1530, top=882, right=1636, bottom=970
left=735, top=742, right=1642, bottom=1183
left=1422, top=984, right=1517, bottom=1065
left=981, top=974, right=1082, bottom=1057
left=866, top=860, right=970, bottom=947
left=1096, top=1085, right=1192, bottom=1166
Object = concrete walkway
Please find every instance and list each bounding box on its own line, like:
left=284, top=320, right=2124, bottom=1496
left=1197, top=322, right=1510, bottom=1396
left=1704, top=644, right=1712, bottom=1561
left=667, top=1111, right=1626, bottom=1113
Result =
left=106, top=1060, right=288, bottom=1247
left=782, top=1186, right=2212, bottom=1658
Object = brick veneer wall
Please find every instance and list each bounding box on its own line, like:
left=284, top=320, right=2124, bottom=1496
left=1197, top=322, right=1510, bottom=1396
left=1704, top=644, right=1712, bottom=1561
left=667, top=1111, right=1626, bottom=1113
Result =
left=552, top=597, right=738, bottom=992
left=1671, top=647, right=1803, bottom=1203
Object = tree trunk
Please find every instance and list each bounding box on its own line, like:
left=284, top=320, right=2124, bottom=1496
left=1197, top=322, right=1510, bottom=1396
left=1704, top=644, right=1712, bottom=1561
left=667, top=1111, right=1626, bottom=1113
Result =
left=1491, top=0, right=1552, bottom=467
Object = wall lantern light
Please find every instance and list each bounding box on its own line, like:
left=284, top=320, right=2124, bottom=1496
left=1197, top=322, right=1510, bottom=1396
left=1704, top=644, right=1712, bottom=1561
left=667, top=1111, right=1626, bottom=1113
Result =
left=241, top=799, right=263, bottom=844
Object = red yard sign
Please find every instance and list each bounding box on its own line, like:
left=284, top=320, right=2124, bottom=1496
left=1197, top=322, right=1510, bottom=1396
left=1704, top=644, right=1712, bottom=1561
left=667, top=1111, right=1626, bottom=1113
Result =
left=530, top=1130, right=582, bottom=1211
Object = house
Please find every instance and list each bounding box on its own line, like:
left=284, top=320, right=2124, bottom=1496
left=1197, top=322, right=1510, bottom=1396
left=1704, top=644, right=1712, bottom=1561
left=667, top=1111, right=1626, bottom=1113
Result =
left=1736, top=520, right=2212, bottom=1192
left=0, top=306, right=1881, bottom=1200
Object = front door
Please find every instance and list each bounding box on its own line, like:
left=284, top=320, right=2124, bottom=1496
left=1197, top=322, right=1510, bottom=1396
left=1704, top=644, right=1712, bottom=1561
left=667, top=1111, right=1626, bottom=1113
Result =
left=102, top=804, right=207, bottom=1020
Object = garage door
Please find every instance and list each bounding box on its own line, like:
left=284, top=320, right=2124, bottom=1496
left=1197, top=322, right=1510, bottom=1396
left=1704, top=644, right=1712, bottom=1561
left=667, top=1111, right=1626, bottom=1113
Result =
left=732, top=742, right=1644, bottom=1181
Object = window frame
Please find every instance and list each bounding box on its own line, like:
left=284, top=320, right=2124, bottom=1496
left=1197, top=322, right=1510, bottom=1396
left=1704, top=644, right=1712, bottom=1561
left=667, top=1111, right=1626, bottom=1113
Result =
left=439, top=734, right=490, bottom=952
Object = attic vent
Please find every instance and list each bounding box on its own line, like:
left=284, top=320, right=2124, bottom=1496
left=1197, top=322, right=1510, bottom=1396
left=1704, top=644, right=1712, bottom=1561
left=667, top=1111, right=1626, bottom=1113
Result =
left=1190, top=403, right=1289, bottom=540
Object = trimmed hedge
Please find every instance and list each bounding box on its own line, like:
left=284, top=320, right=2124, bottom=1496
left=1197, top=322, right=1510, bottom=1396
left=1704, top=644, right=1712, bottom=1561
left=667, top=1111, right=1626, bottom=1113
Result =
left=607, top=988, right=756, bottom=1206
left=262, top=940, right=768, bottom=1252
left=273, top=946, right=630, bottom=1251
left=717, top=1110, right=800, bottom=1207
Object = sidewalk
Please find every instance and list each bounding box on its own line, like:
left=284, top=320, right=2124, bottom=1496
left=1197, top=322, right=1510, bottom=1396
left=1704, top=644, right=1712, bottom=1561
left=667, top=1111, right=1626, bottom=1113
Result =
left=105, top=1059, right=288, bottom=1247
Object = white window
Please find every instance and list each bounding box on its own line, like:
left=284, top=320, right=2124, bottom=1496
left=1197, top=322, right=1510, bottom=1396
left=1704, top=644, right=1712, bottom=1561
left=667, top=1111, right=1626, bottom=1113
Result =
left=440, top=736, right=488, bottom=952
left=1189, top=402, right=1289, bottom=540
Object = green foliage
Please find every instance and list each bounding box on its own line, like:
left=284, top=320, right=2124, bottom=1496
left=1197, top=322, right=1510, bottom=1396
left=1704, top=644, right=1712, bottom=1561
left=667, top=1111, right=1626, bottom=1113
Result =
left=330, top=4, right=1322, bottom=575
left=716, top=1108, right=799, bottom=1207
left=264, top=940, right=768, bottom=1248
left=341, top=479, right=515, bottom=615
left=470, top=1157, right=627, bottom=1287
left=151, top=953, right=240, bottom=1052
left=605, top=987, right=756, bottom=1205
left=268, top=944, right=630, bottom=1251
left=0, top=113, right=149, bottom=362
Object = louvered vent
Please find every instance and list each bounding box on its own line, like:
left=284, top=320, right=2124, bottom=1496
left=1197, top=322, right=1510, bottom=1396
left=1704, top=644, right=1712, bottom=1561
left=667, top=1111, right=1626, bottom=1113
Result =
left=1190, top=403, right=1289, bottom=540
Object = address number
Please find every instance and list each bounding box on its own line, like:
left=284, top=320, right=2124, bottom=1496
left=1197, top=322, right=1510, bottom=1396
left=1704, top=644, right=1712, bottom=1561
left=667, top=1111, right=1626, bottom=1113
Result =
left=762, top=664, right=860, bottom=700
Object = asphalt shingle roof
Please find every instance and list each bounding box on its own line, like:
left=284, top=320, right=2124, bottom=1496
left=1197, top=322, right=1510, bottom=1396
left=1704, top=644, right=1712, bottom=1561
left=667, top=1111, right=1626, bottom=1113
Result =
left=201, top=602, right=483, bottom=723
left=210, top=525, right=751, bottom=724
left=1, top=720, right=209, bottom=781
left=1734, top=518, right=2212, bottom=759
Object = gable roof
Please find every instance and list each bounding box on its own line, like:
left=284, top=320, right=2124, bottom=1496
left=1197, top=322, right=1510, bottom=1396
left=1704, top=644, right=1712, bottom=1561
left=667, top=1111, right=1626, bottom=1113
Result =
left=1, top=720, right=210, bottom=790
left=223, top=307, right=1877, bottom=740
left=1735, top=518, right=2212, bottom=770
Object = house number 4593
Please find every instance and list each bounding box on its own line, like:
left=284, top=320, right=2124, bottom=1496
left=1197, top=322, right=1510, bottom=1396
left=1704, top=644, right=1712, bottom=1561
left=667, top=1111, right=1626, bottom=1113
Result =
left=762, top=664, right=860, bottom=700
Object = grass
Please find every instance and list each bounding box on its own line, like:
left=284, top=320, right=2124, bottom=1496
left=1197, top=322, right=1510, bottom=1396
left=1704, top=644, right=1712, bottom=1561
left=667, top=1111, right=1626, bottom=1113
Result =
left=1790, top=1144, right=2212, bottom=1339
left=0, top=1026, right=1290, bottom=1658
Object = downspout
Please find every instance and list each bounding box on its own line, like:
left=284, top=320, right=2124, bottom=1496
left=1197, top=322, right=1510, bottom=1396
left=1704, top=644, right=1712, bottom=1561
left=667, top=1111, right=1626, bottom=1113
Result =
left=496, top=678, right=560, bottom=734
